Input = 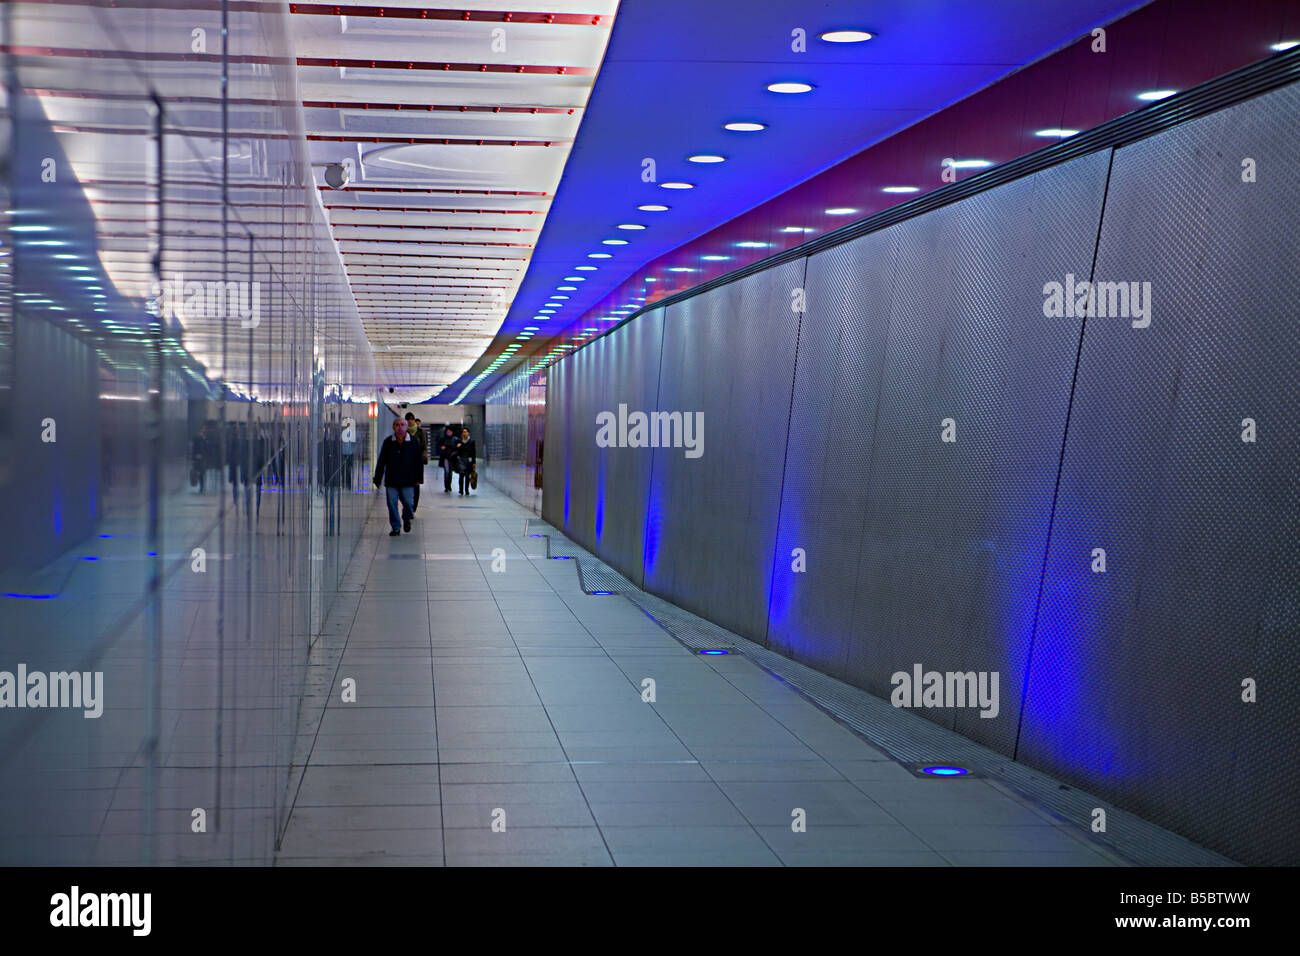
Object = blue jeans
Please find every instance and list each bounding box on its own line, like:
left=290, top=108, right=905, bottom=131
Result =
left=385, top=485, right=415, bottom=531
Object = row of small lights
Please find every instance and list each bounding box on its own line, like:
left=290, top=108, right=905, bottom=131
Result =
left=465, top=33, right=1300, bottom=394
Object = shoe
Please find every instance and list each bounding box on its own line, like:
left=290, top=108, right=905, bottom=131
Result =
left=403, top=519, right=411, bottom=532
left=389, top=530, right=400, bottom=537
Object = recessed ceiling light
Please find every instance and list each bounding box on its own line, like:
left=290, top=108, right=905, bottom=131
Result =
left=1035, top=128, right=1079, bottom=138
left=1137, top=89, right=1177, bottom=101
left=563, top=276, right=585, bottom=281
left=538, top=309, right=556, bottom=314
left=637, top=204, right=670, bottom=212
left=825, top=207, right=857, bottom=215
left=549, top=295, right=570, bottom=300
left=767, top=81, right=813, bottom=94
left=736, top=241, right=770, bottom=248
left=882, top=185, right=919, bottom=193
left=557, top=286, right=578, bottom=291
left=667, top=267, right=695, bottom=273
left=617, top=223, right=646, bottom=230
left=780, top=226, right=814, bottom=233
left=602, top=239, right=629, bottom=245
left=945, top=159, right=992, bottom=169
left=574, top=265, right=598, bottom=270
left=645, top=277, right=657, bottom=282
left=1271, top=40, right=1299, bottom=51
left=688, top=154, right=726, bottom=164
left=588, top=253, right=612, bottom=258
left=820, top=29, right=874, bottom=42
left=701, top=255, right=730, bottom=261
left=660, top=182, right=695, bottom=190
left=724, top=122, right=766, bottom=132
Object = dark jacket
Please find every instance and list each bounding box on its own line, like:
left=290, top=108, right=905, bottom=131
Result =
left=455, top=437, right=476, bottom=472
left=436, top=430, right=458, bottom=464
left=373, top=434, right=423, bottom=488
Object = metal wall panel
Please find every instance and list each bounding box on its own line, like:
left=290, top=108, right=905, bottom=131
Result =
left=1021, top=83, right=1300, bottom=865
left=765, top=227, right=901, bottom=676
left=594, top=308, right=665, bottom=586
left=541, top=355, right=570, bottom=529
left=777, top=150, right=1111, bottom=754
left=644, top=259, right=805, bottom=640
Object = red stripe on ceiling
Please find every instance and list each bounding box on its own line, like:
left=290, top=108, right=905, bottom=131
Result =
left=297, top=57, right=590, bottom=75
left=308, top=134, right=557, bottom=146
left=322, top=185, right=547, bottom=196
left=329, top=223, right=535, bottom=232
left=324, top=205, right=542, bottom=214
left=339, top=251, right=526, bottom=261
left=336, top=238, right=532, bottom=247
left=304, top=100, right=575, bottom=115
left=289, top=5, right=604, bottom=26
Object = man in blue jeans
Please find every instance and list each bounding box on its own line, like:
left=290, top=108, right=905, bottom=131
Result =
left=372, top=417, right=423, bottom=536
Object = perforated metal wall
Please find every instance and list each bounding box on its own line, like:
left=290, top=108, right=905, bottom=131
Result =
left=541, top=82, right=1300, bottom=865
left=1021, top=83, right=1300, bottom=866
left=644, top=260, right=805, bottom=640
left=594, top=308, right=665, bottom=586
left=845, top=150, right=1110, bottom=754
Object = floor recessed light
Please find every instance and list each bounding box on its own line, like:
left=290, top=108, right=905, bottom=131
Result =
left=688, top=154, right=726, bottom=164
left=660, top=182, right=695, bottom=190
left=724, top=122, right=766, bottom=132
left=922, top=766, right=969, bottom=776
left=767, top=81, right=814, bottom=94
left=1137, top=89, right=1177, bottom=101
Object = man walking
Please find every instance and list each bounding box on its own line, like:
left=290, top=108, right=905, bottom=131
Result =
left=373, top=417, right=422, bottom=536
left=404, top=412, right=427, bottom=516
left=437, top=425, right=459, bottom=494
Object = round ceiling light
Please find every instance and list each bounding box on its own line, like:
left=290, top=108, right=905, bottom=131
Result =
left=724, top=122, right=766, bottom=132
left=819, top=30, right=874, bottom=42
left=767, top=81, right=813, bottom=94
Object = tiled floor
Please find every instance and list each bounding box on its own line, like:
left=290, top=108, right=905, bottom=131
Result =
left=276, top=478, right=1123, bottom=867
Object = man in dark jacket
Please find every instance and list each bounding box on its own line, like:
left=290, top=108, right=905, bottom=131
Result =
left=373, top=417, right=423, bottom=535
left=455, top=426, right=476, bottom=496
left=437, top=425, right=459, bottom=494
left=404, top=412, right=427, bottom=516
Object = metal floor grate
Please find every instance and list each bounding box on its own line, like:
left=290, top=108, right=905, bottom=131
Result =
left=523, top=518, right=1236, bottom=867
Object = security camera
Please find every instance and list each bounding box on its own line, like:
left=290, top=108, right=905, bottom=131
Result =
left=388, top=387, right=394, bottom=393
left=324, top=163, right=349, bottom=189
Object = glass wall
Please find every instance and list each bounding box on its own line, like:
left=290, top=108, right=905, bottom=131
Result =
left=0, top=1, right=377, bottom=864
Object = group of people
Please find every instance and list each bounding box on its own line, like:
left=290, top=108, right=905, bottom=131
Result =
left=372, top=412, right=477, bottom=536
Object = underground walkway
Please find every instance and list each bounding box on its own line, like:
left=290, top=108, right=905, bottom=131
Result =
left=274, top=475, right=1125, bottom=867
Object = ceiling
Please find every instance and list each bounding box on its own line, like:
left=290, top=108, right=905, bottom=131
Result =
left=435, top=0, right=1152, bottom=404
left=294, top=0, right=618, bottom=404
